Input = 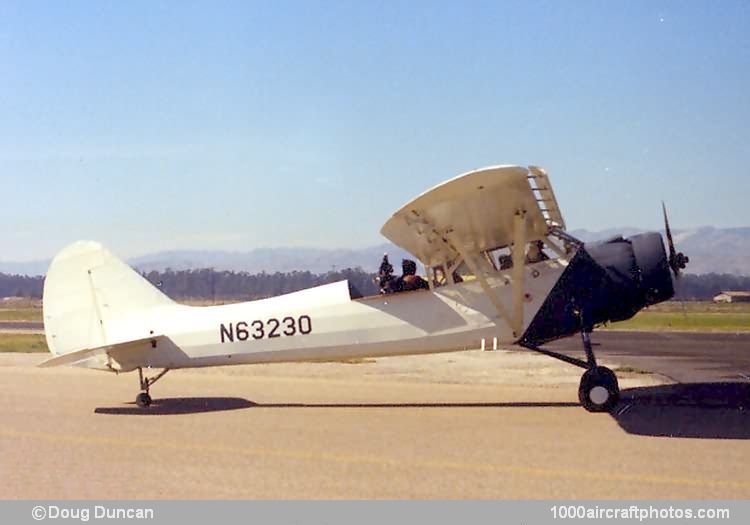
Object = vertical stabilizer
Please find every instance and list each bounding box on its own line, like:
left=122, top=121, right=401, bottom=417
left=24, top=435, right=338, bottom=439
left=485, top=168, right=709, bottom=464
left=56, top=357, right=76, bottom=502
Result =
left=43, top=241, right=174, bottom=356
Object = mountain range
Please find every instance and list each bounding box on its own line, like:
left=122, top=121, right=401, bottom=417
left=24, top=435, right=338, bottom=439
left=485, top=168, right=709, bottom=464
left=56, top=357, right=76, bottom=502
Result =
left=2, top=227, right=748, bottom=277
left=570, top=227, right=750, bottom=276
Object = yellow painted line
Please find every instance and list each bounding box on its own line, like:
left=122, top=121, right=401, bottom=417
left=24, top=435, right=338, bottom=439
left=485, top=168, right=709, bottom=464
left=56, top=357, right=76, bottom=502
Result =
left=2, top=428, right=749, bottom=491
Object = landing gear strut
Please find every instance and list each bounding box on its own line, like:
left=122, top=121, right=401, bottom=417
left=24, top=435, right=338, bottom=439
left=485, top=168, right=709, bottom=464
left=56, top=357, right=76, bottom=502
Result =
left=577, top=328, right=619, bottom=412
left=135, top=368, right=170, bottom=408
left=523, top=327, right=620, bottom=412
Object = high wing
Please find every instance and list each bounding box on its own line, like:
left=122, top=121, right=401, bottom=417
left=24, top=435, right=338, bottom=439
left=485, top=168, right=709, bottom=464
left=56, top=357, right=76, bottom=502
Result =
left=380, top=165, right=565, bottom=267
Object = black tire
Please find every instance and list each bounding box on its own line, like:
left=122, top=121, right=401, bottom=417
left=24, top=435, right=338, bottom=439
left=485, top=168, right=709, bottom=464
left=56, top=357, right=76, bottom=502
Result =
left=578, top=366, right=620, bottom=412
left=135, top=392, right=152, bottom=408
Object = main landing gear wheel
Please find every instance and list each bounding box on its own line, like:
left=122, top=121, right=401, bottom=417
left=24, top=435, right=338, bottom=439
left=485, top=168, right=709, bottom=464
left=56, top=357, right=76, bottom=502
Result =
left=135, top=392, right=152, bottom=408
left=578, top=366, right=620, bottom=412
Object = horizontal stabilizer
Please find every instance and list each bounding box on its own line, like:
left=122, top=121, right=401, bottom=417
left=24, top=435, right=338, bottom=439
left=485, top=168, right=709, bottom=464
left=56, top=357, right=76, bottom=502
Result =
left=38, top=335, right=163, bottom=369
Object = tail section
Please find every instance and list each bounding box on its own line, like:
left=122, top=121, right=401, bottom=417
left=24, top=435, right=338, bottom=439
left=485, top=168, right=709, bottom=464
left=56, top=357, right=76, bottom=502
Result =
left=43, top=241, right=174, bottom=357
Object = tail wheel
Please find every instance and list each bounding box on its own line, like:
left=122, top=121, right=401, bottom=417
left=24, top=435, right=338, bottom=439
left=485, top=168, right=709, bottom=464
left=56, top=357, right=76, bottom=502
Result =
left=578, top=366, right=619, bottom=412
left=135, top=368, right=169, bottom=408
left=135, top=392, right=152, bottom=408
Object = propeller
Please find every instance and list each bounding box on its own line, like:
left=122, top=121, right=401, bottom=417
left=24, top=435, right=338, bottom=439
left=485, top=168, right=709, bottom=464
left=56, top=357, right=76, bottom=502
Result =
left=662, top=201, right=689, bottom=277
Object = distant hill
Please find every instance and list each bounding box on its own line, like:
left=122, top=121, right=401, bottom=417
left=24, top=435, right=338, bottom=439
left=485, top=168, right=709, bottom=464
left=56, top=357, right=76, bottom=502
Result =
left=0, top=243, right=415, bottom=277
left=0, top=259, right=50, bottom=277
left=128, top=243, right=415, bottom=274
left=571, top=226, right=750, bottom=276
left=2, top=227, right=749, bottom=276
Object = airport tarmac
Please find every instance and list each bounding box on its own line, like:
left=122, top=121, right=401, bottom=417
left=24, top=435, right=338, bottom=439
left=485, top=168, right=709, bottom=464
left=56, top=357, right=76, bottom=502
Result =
left=0, top=321, right=43, bottom=334
left=552, top=331, right=750, bottom=383
left=1, top=332, right=749, bottom=499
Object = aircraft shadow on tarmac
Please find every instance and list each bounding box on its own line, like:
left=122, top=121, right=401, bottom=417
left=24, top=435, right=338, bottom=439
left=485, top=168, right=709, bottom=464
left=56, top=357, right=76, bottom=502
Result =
left=612, top=382, right=750, bottom=439
left=93, top=384, right=750, bottom=440
left=94, top=399, right=579, bottom=415
left=94, top=397, right=256, bottom=416
left=242, top=401, right=580, bottom=409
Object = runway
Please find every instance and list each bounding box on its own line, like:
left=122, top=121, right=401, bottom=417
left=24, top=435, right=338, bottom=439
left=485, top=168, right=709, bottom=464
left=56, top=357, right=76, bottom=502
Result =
left=551, top=331, right=750, bottom=382
left=0, top=321, right=43, bottom=333
left=1, top=332, right=749, bottom=499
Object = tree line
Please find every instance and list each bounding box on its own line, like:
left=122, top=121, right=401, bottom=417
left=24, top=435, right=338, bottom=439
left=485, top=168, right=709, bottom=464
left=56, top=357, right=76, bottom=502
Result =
left=672, top=273, right=750, bottom=301
left=1, top=269, right=749, bottom=302
left=0, top=267, right=380, bottom=301
left=0, top=273, right=44, bottom=299
left=138, top=267, right=380, bottom=300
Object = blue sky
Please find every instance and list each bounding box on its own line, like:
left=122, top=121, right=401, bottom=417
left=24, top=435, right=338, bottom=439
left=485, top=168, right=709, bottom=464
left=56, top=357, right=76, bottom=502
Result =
left=1, top=0, right=748, bottom=260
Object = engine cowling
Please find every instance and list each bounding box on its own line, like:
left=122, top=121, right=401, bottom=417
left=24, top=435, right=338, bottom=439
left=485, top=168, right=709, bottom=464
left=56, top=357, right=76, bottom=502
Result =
left=521, top=232, right=674, bottom=346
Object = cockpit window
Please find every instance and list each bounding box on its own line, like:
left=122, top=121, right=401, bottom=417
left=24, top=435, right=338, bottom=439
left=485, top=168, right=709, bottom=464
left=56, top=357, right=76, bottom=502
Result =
left=487, top=240, right=552, bottom=271
left=452, top=261, right=474, bottom=282
left=525, top=240, right=550, bottom=264
left=488, top=246, right=513, bottom=271
left=431, top=265, right=447, bottom=287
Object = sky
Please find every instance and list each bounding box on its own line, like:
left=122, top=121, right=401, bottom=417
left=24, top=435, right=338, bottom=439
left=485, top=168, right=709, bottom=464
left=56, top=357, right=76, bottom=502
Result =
left=1, top=0, right=749, bottom=261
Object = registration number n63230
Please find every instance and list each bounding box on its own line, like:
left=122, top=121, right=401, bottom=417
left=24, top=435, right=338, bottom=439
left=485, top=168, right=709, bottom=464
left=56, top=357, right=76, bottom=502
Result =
left=219, top=315, right=312, bottom=343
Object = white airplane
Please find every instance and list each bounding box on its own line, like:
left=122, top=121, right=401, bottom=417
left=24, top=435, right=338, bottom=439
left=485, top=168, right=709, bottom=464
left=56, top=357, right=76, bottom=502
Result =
left=40, top=165, right=688, bottom=412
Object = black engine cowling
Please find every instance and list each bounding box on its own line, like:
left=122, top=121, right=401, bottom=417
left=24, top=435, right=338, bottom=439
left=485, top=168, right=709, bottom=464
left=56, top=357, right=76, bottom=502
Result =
left=521, top=232, right=674, bottom=346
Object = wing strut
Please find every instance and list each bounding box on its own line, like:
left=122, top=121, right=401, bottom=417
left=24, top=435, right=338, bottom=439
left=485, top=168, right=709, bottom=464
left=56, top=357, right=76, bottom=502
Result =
left=511, top=210, right=527, bottom=337
left=409, top=211, right=528, bottom=338
left=446, top=235, right=515, bottom=332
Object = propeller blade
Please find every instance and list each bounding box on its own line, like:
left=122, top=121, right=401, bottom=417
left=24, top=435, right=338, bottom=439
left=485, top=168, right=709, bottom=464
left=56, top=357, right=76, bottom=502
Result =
left=661, top=201, right=689, bottom=276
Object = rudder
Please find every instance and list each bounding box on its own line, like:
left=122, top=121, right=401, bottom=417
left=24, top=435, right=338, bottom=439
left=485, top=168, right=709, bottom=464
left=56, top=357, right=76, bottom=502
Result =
left=43, top=241, right=174, bottom=357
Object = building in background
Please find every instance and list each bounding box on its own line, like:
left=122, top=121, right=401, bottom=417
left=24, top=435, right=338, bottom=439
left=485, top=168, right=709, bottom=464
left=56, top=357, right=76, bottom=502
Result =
left=713, top=291, right=750, bottom=303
